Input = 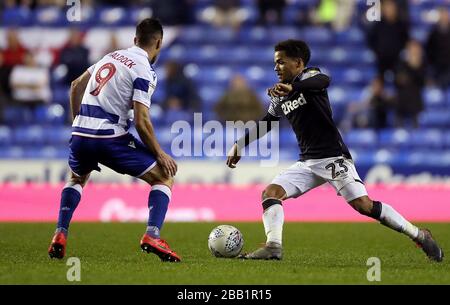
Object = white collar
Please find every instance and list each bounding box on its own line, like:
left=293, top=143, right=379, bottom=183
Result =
left=128, top=45, right=149, bottom=59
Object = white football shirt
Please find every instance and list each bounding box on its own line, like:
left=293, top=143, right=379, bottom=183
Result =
left=72, top=46, right=157, bottom=138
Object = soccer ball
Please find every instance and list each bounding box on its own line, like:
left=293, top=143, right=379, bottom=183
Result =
left=208, top=225, right=244, bottom=258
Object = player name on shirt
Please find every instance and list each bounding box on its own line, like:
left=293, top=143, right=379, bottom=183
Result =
left=108, top=52, right=136, bottom=69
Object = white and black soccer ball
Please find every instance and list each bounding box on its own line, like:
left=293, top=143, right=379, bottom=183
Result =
left=208, top=225, right=244, bottom=258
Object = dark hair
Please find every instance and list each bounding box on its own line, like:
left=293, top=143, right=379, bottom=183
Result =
left=274, top=39, right=311, bottom=66
left=136, top=18, right=163, bottom=47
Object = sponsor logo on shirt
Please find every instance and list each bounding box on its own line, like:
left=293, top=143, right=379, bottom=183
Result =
left=281, top=93, right=307, bottom=115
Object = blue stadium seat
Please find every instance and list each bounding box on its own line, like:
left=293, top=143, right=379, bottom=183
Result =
left=424, top=88, right=446, bottom=109
left=176, top=26, right=205, bottom=44
left=52, top=85, right=70, bottom=105
left=34, top=105, right=66, bottom=125
left=13, top=126, right=45, bottom=146
left=419, top=110, right=450, bottom=128
left=3, top=107, right=34, bottom=126
left=24, top=146, right=68, bottom=159
left=199, top=85, right=224, bottom=105
left=287, top=0, right=318, bottom=7
left=352, top=149, right=404, bottom=166
left=334, top=28, right=365, bottom=46
left=302, top=27, right=333, bottom=44
left=379, top=129, right=411, bottom=148
left=315, top=47, right=374, bottom=66
left=350, top=149, right=375, bottom=166
left=45, top=126, right=72, bottom=145
left=0, top=146, right=25, bottom=159
left=409, top=129, right=444, bottom=149
left=327, top=86, right=364, bottom=105
left=192, top=66, right=233, bottom=85
left=444, top=132, right=450, bottom=149
left=32, top=7, right=67, bottom=27
left=151, top=87, right=165, bottom=104
left=410, top=26, right=431, bottom=43
left=344, top=129, right=378, bottom=149
left=405, top=150, right=450, bottom=167
left=267, top=26, right=301, bottom=44
left=1, top=7, right=33, bottom=26
left=238, top=27, right=268, bottom=44
left=95, top=7, right=130, bottom=26
left=447, top=89, right=450, bottom=106
left=0, top=126, right=12, bottom=147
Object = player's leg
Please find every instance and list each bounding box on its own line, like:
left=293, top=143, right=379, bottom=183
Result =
left=49, top=171, right=90, bottom=259
left=97, top=133, right=181, bottom=262
left=56, top=172, right=90, bottom=236
left=139, top=165, right=174, bottom=240
left=326, top=158, right=444, bottom=262
left=49, top=135, right=99, bottom=259
left=241, top=162, right=326, bottom=260
left=261, top=184, right=287, bottom=248
left=241, top=184, right=286, bottom=260
left=138, top=165, right=180, bottom=262
left=347, top=195, right=443, bottom=262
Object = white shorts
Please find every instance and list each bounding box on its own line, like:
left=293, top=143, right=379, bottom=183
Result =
left=271, top=156, right=368, bottom=202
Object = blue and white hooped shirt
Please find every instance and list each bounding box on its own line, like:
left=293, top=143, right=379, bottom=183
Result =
left=72, top=46, right=157, bottom=138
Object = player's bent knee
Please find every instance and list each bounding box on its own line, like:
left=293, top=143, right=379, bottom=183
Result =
left=153, top=176, right=174, bottom=189
left=348, top=196, right=373, bottom=216
left=139, top=164, right=172, bottom=186
left=69, top=172, right=89, bottom=188
left=262, top=184, right=287, bottom=201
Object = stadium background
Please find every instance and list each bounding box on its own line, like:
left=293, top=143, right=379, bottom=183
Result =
left=1, top=0, right=450, bottom=223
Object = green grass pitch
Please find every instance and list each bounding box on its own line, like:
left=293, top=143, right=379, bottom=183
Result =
left=0, top=222, right=449, bottom=284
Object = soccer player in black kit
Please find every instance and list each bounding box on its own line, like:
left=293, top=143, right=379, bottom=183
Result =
left=226, top=39, right=444, bottom=262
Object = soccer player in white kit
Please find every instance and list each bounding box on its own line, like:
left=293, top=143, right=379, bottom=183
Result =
left=227, top=39, right=443, bottom=262
left=48, top=19, right=181, bottom=262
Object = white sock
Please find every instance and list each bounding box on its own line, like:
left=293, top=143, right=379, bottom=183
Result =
left=263, top=203, right=284, bottom=246
left=380, top=202, right=419, bottom=239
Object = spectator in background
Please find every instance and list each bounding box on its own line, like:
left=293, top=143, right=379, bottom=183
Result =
left=366, top=0, right=409, bottom=79
left=59, top=29, right=90, bottom=86
left=214, top=74, right=264, bottom=123
left=150, top=0, right=193, bottom=25
left=103, top=32, right=120, bottom=55
left=163, top=60, right=201, bottom=113
left=311, top=0, right=356, bottom=31
left=200, top=0, right=246, bottom=30
left=369, top=77, right=392, bottom=130
left=257, top=0, right=286, bottom=25
left=9, top=52, right=51, bottom=106
left=2, top=0, right=33, bottom=9
left=394, top=40, right=426, bottom=128
left=425, top=7, right=450, bottom=89
left=1, top=0, right=17, bottom=11
left=393, top=0, right=410, bottom=25
left=340, top=77, right=393, bottom=131
left=0, top=29, right=28, bottom=99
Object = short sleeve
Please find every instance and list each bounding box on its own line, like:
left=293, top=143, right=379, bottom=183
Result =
left=131, top=69, right=157, bottom=108
left=87, top=64, right=96, bottom=75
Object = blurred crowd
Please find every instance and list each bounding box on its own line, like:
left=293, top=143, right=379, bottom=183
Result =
left=343, top=1, right=450, bottom=131
left=0, top=0, right=449, bottom=130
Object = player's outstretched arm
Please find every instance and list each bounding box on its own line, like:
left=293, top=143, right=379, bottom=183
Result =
left=226, top=113, right=280, bottom=169
left=133, top=101, right=177, bottom=177
left=69, top=70, right=91, bottom=121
